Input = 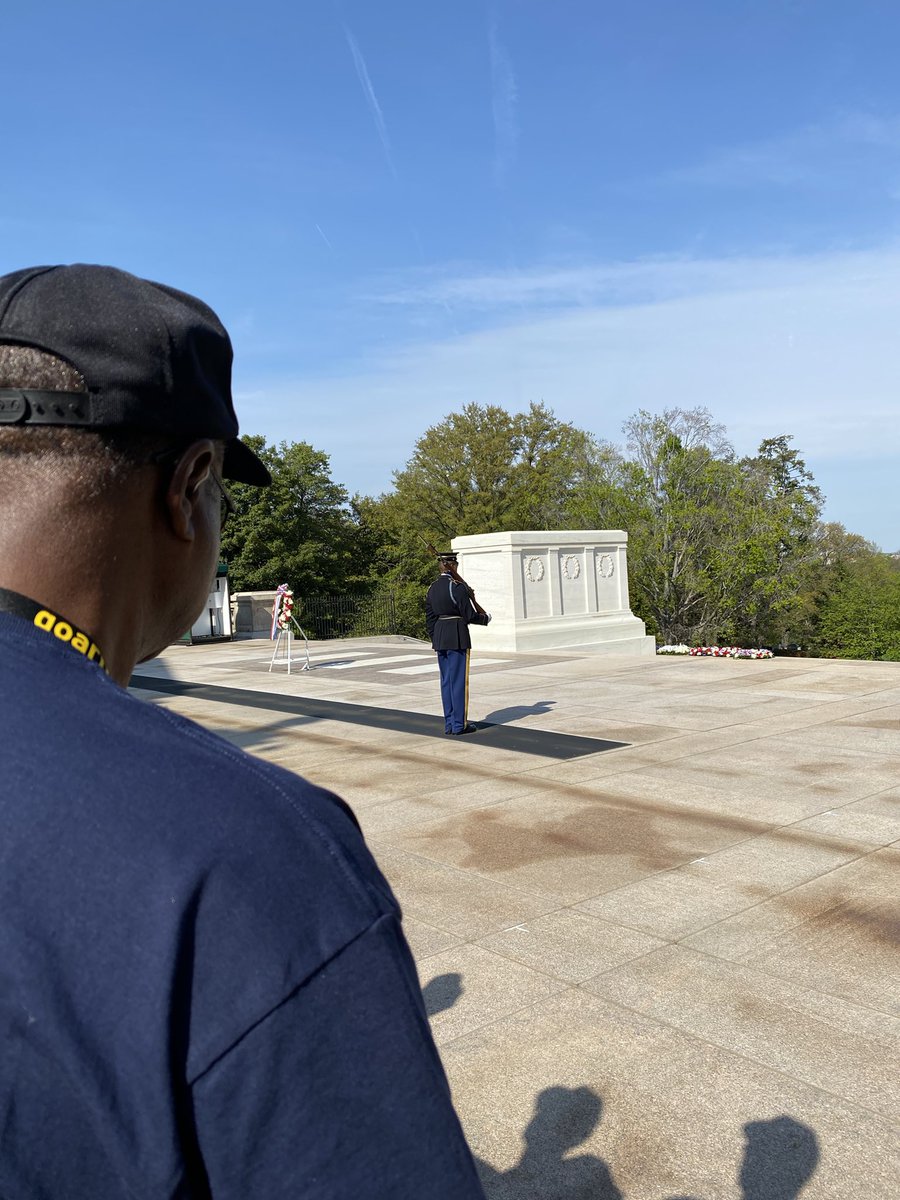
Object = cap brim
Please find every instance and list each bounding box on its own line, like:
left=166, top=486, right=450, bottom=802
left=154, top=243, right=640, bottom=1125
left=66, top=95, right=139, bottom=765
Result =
left=222, top=437, right=271, bottom=486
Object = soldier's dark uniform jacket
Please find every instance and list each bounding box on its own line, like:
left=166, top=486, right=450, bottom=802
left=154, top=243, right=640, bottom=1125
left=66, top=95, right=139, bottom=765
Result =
left=425, top=574, right=489, bottom=649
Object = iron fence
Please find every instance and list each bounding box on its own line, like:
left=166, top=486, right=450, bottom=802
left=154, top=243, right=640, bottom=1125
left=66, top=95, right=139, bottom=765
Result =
left=298, top=593, right=398, bottom=640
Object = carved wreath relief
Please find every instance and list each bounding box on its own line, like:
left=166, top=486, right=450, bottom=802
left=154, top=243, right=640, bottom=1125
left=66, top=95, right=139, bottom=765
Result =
left=562, top=554, right=581, bottom=580
left=597, top=553, right=615, bottom=579
left=524, top=556, right=545, bottom=583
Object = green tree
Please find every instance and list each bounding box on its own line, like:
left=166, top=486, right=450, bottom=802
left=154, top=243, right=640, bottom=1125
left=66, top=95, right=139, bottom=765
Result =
left=814, top=554, right=900, bottom=659
left=800, top=523, right=883, bottom=656
left=568, top=411, right=827, bottom=646
left=513, top=401, right=601, bottom=528
left=390, top=401, right=598, bottom=539
left=811, top=522, right=879, bottom=571
left=355, top=401, right=603, bottom=638
left=221, top=436, right=368, bottom=595
left=712, top=436, right=823, bottom=645
left=350, top=490, right=435, bottom=638
left=597, top=407, right=742, bottom=642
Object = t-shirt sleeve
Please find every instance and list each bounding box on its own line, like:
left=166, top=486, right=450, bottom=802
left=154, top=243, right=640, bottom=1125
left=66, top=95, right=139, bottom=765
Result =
left=190, top=913, right=486, bottom=1199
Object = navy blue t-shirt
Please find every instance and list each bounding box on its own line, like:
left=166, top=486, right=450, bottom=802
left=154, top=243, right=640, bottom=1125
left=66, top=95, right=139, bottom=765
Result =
left=0, top=615, right=486, bottom=1198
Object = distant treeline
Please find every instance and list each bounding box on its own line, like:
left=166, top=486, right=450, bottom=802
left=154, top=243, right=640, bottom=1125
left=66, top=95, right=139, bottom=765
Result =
left=220, top=404, right=900, bottom=660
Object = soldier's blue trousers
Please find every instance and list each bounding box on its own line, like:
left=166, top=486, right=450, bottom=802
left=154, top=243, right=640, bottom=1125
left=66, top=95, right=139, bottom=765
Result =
left=436, top=649, right=469, bottom=733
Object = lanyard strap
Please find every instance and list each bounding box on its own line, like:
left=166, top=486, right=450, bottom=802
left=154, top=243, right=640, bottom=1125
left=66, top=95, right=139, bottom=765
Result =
left=0, top=586, right=107, bottom=672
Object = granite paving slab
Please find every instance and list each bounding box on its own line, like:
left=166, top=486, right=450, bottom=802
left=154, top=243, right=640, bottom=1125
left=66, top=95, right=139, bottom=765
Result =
left=581, top=943, right=900, bottom=1119
left=370, top=845, right=560, bottom=938
left=576, top=866, right=766, bottom=941
left=377, top=787, right=769, bottom=904
left=683, top=848, right=900, bottom=1015
left=441, top=987, right=899, bottom=1199
left=417, top=943, right=567, bottom=1046
left=476, top=908, right=665, bottom=984
left=791, top=789, right=900, bottom=845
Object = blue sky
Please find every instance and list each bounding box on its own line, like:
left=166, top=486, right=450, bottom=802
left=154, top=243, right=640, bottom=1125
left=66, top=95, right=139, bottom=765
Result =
left=4, top=0, right=899, bottom=547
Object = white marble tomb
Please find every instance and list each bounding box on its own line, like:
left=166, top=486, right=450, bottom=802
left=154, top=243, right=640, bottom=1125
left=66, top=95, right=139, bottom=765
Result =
left=451, top=530, right=655, bottom=655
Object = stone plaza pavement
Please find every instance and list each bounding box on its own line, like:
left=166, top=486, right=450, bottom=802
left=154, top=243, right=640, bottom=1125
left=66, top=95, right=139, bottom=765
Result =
left=131, top=636, right=900, bottom=1199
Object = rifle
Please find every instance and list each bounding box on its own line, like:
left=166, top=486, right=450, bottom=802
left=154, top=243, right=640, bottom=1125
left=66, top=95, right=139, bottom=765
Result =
left=418, top=534, right=488, bottom=617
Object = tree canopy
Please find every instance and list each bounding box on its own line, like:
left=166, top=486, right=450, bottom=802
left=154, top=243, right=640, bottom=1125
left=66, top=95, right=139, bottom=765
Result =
left=220, top=436, right=370, bottom=595
left=813, top=545, right=900, bottom=660
left=222, top=407, right=890, bottom=657
left=390, top=401, right=598, bottom=538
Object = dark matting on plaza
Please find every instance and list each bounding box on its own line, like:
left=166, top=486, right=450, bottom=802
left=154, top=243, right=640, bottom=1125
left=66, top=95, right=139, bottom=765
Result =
left=129, top=675, right=629, bottom=760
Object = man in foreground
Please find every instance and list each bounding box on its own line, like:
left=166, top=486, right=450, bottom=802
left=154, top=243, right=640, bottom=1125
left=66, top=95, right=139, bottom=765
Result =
left=0, top=265, right=486, bottom=1197
left=425, top=552, right=491, bottom=735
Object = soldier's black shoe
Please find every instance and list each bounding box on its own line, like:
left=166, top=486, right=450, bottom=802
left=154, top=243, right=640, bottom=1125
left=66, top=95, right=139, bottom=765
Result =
left=448, top=724, right=477, bottom=736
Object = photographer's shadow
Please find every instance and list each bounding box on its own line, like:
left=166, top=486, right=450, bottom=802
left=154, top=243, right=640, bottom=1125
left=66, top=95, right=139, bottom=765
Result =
left=421, top=972, right=463, bottom=1017
left=475, top=1091, right=820, bottom=1200
left=668, top=1116, right=819, bottom=1200
left=737, top=1116, right=820, bottom=1200
left=476, top=1086, right=622, bottom=1200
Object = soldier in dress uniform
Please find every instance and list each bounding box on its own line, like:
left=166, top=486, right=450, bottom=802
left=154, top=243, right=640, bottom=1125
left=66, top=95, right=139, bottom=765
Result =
left=425, top=552, right=491, bottom=735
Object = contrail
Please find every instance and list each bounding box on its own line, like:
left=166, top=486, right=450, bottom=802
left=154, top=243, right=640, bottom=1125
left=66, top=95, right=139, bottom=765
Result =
left=344, top=23, right=396, bottom=178
left=315, top=223, right=334, bottom=251
left=489, top=11, right=518, bottom=185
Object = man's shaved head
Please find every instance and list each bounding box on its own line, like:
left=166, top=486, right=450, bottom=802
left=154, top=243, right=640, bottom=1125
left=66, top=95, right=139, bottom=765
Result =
left=0, top=345, right=168, bottom=499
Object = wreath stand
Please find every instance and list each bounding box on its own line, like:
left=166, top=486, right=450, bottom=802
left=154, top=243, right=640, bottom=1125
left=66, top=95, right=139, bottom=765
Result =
left=268, top=617, right=312, bottom=674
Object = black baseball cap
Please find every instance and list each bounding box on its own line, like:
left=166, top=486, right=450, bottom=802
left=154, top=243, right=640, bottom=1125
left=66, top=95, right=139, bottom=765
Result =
left=0, top=264, right=270, bottom=486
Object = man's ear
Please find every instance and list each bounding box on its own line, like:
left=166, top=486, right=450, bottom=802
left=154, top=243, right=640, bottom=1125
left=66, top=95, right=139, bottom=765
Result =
left=164, top=439, right=216, bottom=542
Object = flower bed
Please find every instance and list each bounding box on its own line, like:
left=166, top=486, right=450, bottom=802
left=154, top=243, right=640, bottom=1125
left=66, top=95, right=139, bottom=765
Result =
left=657, top=644, right=773, bottom=659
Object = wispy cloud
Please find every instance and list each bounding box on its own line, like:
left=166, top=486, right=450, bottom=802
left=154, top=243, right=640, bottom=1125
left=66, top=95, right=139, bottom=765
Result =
left=668, top=112, right=900, bottom=190
left=488, top=11, right=518, bottom=185
left=343, top=23, right=396, bottom=178
left=241, top=243, right=900, bottom=548
left=369, top=249, right=885, bottom=311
